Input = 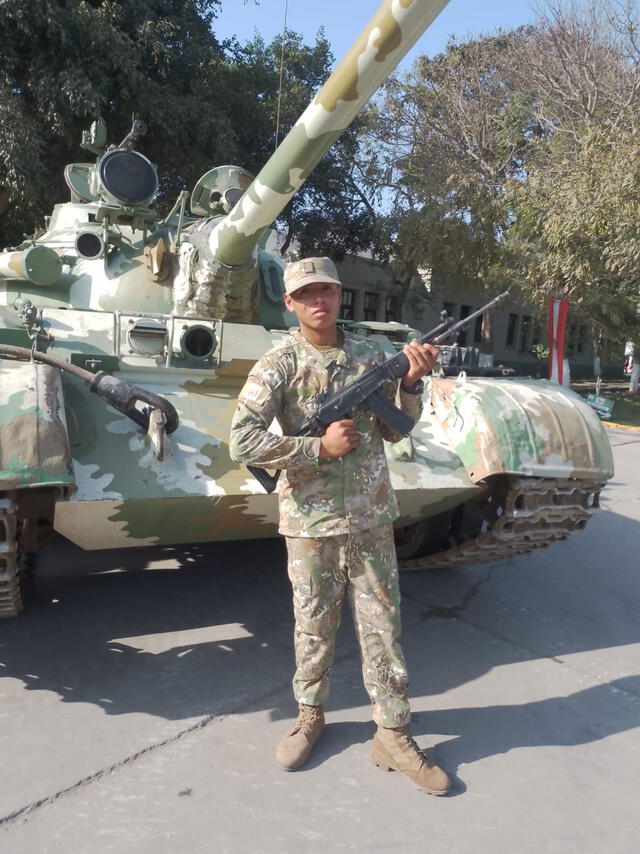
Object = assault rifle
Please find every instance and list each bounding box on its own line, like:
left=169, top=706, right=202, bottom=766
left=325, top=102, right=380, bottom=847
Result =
left=248, top=290, right=509, bottom=493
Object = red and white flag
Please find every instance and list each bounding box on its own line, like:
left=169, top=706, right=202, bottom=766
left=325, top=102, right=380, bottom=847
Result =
left=548, top=299, right=569, bottom=383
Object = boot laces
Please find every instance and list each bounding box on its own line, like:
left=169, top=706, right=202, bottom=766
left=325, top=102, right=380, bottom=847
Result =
left=394, top=726, right=428, bottom=764
left=297, top=704, right=322, bottom=731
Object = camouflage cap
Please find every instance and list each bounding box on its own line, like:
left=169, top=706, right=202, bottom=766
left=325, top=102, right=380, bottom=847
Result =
left=283, top=257, right=341, bottom=295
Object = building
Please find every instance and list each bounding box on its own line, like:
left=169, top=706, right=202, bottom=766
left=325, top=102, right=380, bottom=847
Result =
left=335, top=256, right=619, bottom=379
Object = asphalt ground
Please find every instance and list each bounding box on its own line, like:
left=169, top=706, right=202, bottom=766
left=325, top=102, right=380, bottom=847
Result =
left=1, top=426, right=638, bottom=853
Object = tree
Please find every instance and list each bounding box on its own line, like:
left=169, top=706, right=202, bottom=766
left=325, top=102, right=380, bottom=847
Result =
left=504, top=0, right=640, bottom=349
left=515, top=0, right=640, bottom=145
left=0, top=0, right=253, bottom=246
left=363, top=1, right=640, bottom=347
left=0, top=3, right=376, bottom=261
left=361, top=29, right=534, bottom=308
left=506, top=125, right=640, bottom=348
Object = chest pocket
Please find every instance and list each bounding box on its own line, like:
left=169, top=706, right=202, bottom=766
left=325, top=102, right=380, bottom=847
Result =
left=283, top=364, right=326, bottom=428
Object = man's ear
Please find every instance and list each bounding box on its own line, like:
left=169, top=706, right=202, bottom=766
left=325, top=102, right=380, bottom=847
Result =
left=284, top=293, right=294, bottom=312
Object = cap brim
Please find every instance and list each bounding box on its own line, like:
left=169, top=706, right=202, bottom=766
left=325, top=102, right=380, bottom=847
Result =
left=285, top=275, right=342, bottom=295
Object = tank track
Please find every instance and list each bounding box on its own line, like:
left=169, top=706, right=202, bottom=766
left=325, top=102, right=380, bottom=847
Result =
left=0, top=492, right=23, bottom=618
left=399, top=476, right=603, bottom=571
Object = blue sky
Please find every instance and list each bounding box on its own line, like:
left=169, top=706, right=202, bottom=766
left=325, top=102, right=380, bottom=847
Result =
left=215, top=0, right=539, bottom=69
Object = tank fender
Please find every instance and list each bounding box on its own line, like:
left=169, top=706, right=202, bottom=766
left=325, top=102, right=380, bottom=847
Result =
left=429, top=376, right=614, bottom=482
left=0, top=360, right=75, bottom=492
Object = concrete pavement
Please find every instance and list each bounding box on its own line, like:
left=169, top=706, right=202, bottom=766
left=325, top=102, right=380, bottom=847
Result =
left=1, top=427, right=638, bottom=853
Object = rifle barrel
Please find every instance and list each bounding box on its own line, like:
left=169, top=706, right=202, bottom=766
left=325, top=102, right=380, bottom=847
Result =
left=430, top=291, right=509, bottom=345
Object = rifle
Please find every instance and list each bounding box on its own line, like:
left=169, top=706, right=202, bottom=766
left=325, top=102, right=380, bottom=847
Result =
left=247, top=290, right=509, bottom=493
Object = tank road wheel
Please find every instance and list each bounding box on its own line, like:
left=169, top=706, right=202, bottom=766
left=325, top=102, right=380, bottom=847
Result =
left=0, top=493, right=24, bottom=618
left=394, top=509, right=454, bottom=562
left=0, top=491, right=43, bottom=618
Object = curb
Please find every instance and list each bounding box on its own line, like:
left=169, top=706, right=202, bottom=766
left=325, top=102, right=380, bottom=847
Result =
left=602, top=421, right=640, bottom=431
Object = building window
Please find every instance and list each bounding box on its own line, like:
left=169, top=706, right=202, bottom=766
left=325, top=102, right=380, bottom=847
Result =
left=364, top=292, right=377, bottom=321
left=506, top=313, right=519, bottom=348
left=341, top=288, right=355, bottom=321
left=519, top=315, right=531, bottom=353
left=576, top=324, right=586, bottom=354
left=385, top=295, right=398, bottom=322
left=566, top=321, right=577, bottom=357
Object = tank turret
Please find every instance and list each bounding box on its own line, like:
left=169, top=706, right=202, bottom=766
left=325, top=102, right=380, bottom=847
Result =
left=0, top=1, right=614, bottom=618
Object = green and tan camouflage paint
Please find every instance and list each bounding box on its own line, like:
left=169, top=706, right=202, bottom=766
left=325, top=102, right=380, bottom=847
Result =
left=209, top=0, right=452, bottom=273
left=0, top=362, right=74, bottom=491
left=52, top=358, right=481, bottom=549
left=0, top=245, right=62, bottom=287
left=430, top=376, right=615, bottom=482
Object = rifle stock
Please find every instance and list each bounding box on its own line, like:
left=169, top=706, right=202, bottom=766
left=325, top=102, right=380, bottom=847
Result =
left=247, top=291, right=509, bottom=493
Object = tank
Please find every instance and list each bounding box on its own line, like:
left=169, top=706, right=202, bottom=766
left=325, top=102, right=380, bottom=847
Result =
left=0, top=0, right=613, bottom=617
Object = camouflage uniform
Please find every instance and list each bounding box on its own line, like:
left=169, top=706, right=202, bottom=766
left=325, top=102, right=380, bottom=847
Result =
left=230, top=329, right=422, bottom=727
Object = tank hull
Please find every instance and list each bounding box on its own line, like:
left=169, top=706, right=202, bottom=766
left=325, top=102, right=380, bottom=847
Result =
left=49, top=357, right=482, bottom=550
left=44, top=343, right=612, bottom=551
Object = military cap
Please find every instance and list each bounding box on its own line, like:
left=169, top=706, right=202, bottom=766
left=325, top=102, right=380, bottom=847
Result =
left=283, top=257, right=341, bottom=295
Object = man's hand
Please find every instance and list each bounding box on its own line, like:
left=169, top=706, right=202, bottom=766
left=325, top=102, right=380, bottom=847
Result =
left=319, top=419, right=360, bottom=458
left=401, top=340, right=439, bottom=388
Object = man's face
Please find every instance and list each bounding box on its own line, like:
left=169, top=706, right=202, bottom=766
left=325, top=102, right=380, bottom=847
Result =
left=284, top=282, right=342, bottom=333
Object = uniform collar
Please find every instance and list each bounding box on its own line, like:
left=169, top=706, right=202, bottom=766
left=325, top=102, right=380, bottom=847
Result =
left=293, top=328, right=350, bottom=367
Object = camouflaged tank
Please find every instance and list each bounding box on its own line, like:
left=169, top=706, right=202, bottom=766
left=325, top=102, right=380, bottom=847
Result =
left=0, top=0, right=614, bottom=617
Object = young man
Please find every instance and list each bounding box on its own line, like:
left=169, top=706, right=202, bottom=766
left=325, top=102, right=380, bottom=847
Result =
left=229, top=257, right=450, bottom=796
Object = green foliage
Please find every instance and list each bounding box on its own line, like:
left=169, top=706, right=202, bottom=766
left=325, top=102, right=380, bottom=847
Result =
left=233, top=29, right=376, bottom=258
left=506, top=125, right=640, bottom=345
left=531, top=343, right=550, bottom=360
left=0, top=0, right=240, bottom=244
left=0, top=3, right=376, bottom=260
left=362, top=29, right=533, bottom=302
left=363, top=1, right=640, bottom=345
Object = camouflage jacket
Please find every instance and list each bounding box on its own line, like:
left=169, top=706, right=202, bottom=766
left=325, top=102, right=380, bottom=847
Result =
left=229, top=329, right=423, bottom=537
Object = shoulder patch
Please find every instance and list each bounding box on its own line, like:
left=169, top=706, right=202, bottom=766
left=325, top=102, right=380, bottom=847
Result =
left=240, top=380, right=266, bottom=403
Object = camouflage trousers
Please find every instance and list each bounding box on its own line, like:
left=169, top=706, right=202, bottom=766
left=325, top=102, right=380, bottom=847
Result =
left=285, top=523, right=410, bottom=728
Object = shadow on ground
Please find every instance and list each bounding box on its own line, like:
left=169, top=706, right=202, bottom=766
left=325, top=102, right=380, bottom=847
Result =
left=1, top=499, right=639, bottom=769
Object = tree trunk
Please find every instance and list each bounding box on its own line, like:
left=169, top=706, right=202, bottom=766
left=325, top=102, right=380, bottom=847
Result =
left=480, top=309, right=493, bottom=354
left=591, top=321, right=602, bottom=377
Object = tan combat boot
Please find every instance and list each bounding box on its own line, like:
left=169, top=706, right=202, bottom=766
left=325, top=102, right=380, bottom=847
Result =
left=275, top=704, right=325, bottom=771
left=372, top=725, right=451, bottom=796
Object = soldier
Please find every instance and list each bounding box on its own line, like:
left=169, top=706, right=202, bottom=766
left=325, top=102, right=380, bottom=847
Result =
left=229, top=257, right=450, bottom=796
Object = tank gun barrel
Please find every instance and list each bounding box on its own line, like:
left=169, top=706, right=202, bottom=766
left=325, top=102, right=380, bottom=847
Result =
left=209, top=0, right=452, bottom=267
